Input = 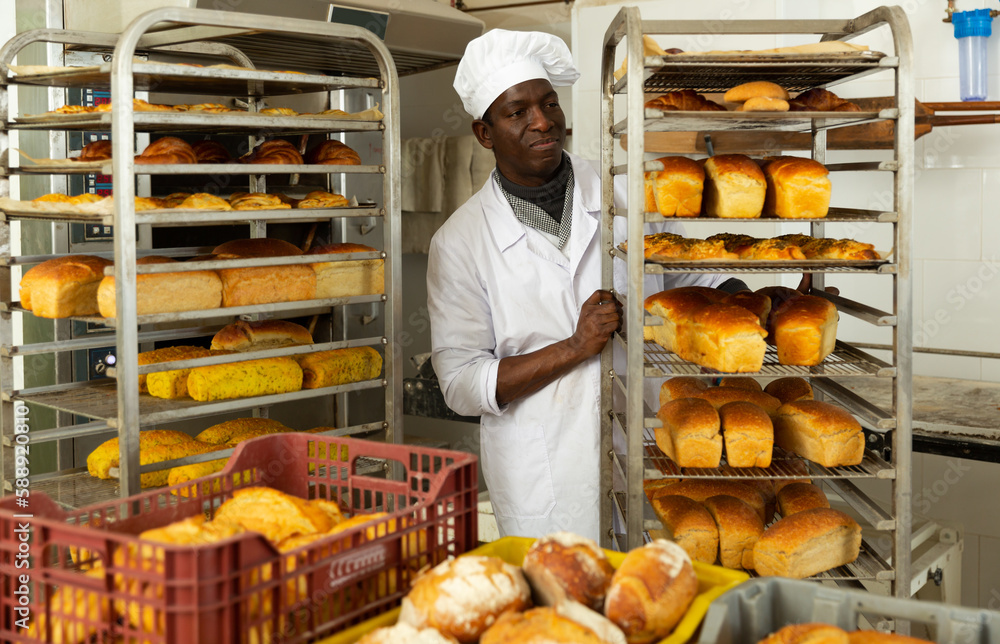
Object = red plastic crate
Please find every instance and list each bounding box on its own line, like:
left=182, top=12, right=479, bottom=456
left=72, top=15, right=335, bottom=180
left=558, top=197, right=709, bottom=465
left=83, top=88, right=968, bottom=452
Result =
left=0, top=433, right=478, bottom=643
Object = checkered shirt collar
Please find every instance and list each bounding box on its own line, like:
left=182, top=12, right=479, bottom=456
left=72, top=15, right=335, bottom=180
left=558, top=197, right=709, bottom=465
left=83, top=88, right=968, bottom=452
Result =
left=494, top=164, right=574, bottom=250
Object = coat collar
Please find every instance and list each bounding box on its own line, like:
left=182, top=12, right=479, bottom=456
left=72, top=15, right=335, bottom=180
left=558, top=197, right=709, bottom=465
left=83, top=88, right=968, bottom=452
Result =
left=481, top=151, right=601, bottom=254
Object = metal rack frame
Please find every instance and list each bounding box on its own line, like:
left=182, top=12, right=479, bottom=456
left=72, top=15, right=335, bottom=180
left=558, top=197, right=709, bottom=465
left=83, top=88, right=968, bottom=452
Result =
left=599, top=6, right=913, bottom=600
left=0, top=7, right=402, bottom=500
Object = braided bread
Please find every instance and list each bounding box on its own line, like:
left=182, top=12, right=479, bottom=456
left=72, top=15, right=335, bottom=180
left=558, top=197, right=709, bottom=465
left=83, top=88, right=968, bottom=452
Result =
left=74, top=140, right=112, bottom=161
left=240, top=140, right=304, bottom=165
left=134, top=137, right=198, bottom=165
left=645, top=90, right=726, bottom=112
left=306, top=140, right=361, bottom=165
left=191, top=140, right=231, bottom=163
left=788, top=88, right=861, bottom=112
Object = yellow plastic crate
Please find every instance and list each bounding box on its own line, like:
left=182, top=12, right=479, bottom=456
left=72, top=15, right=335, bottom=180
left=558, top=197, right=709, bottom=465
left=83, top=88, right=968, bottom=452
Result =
left=322, top=536, right=749, bottom=644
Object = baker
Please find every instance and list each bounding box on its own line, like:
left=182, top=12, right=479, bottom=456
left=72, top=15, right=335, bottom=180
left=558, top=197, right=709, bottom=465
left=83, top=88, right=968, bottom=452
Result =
left=427, top=29, right=747, bottom=541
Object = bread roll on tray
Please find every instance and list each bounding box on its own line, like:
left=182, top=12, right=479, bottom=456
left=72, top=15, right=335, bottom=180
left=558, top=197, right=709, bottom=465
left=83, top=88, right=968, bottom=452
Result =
left=773, top=295, right=838, bottom=366
left=702, top=155, right=766, bottom=219
left=649, top=494, right=719, bottom=564
left=604, top=540, right=698, bottom=644
left=702, top=494, right=764, bottom=570
left=307, top=242, right=385, bottom=299
left=753, top=508, right=861, bottom=579
left=777, top=482, right=830, bottom=517
left=652, top=479, right=766, bottom=524
left=399, top=555, right=531, bottom=643
left=97, top=255, right=222, bottom=318
left=212, top=238, right=317, bottom=307
left=762, top=157, right=831, bottom=219
left=211, top=319, right=313, bottom=351
left=719, top=401, right=774, bottom=468
left=773, top=400, right=864, bottom=467
left=764, top=377, right=814, bottom=405
left=19, top=255, right=112, bottom=318
left=522, top=532, right=614, bottom=611
left=656, top=398, right=723, bottom=468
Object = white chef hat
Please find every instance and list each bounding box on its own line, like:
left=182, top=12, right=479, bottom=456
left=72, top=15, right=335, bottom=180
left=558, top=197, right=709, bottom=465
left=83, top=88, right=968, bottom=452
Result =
left=454, top=29, right=580, bottom=120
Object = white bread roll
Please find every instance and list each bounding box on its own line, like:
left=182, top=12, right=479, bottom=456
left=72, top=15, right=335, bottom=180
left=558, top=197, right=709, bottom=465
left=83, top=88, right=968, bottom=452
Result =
left=656, top=398, right=723, bottom=468
left=702, top=155, right=766, bottom=219
left=762, top=157, right=831, bottom=219
left=649, top=494, right=719, bottom=564
left=773, top=400, right=864, bottom=467
left=773, top=296, right=838, bottom=366
left=740, top=96, right=790, bottom=111
left=719, top=401, right=774, bottom=468
left=604, top=540, right=698, bottom=644
left=753, top=508, right=861, bottom=579
left=702, top=494, right=764, bottom=570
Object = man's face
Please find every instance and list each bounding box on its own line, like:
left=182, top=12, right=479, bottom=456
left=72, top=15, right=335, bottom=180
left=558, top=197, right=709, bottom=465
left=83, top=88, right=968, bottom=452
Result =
left=472, top=78, right=566, bottom=187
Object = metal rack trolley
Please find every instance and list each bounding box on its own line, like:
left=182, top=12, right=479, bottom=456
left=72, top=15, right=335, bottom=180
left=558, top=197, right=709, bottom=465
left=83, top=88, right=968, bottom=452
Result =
left=599, top=6, right=914, bottom=600
left=0, top=8, right=402, bottom=501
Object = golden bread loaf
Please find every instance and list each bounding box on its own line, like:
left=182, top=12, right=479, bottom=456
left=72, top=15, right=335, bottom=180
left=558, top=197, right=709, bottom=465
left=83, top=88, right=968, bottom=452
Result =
left=648, top=494, right=719, bottom=564
left=724, top=81, right=790, bottom=103
left=746, top=479, right=778, bottom=524
left=702, top=494, right=765, bottom=570
left=702, top=155, right=766, bottom=219
left=480, top=607, right=613, bottom=644
left=752, top=508, right=862, bottom=579
left=86, top=429, right=215, bottom=488
left=307, top=243, right=385, bottom=299
left=656, top=397, right=723, bottom=468
left=717, top=376, right=762, bottom=392
left=193, top=417, right=290, bottom=444
left=604, top=540, right=699, bottom=644
left=718, top=401, right=774, bottom=468
left=651, top=479, right=767, bottom=524
left=177, top=193, right=233, bottom=210
left=647, top=156, right=705, bottom=217
left=145, top=349, right=235, bottom=399
left=137, top=346, right=213, bottom=393
left=97, top=255, right=222, bottom=318
left=19, top=255, right=112, bottom=318
left=398, top=555, right=532, bottom=644
left=764, top=377, right=814, bottom=405
left=296, top=346, right=383, bottom=389
left=755, top=286, right=803, bottom=344
left=659, top=376, right=710, bottom=406
left=773, top=295, right=838, bottom=366
left=522, top=531, right=615, bottom=611
left=762, top=157, right=831, bottom=219
left=186, top=356, right=304, bottom=401
left=723, top=291, right=772, bottom=328
left=758, top=623, right=850, bottom=644
left=773, top=400, right=864, bottom=467
left=214, top=486, right=335, bottom=543
left=210, top=319, right=313, bottom=351
left=777, top=482, right=830, bottom=517
left=212, top=238, right=316, bottom=307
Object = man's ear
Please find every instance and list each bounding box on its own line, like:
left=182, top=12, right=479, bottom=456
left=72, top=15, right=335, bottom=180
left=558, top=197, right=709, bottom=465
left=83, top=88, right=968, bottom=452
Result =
left=471, top=120, right=493, bottom=150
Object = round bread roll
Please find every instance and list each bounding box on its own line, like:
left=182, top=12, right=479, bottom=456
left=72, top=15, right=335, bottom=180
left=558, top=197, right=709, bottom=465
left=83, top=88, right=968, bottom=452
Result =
left=604, top=540, right=698, bottom=644
left=356, top=623, right=457, bottom=644
left=724, top=81, right=790, bottom=103
left=398, top=556, right=532, bottom=643
left=522, top=531, right=614, bottom=611
left=758, top=623, right=849, bottom=644
left=480, top=607, right=616, bottom=644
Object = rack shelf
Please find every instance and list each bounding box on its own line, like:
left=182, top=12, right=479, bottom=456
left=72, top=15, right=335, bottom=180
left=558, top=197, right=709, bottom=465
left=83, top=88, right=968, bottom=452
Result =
left=0, top=204, right=383, bottom=225
left=10, top=112, right=383, bottom=133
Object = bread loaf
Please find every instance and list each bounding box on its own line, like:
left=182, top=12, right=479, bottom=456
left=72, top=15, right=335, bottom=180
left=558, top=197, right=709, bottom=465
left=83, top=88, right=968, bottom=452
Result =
left=723, top=291, right=771, bottom=328
left=357, top=623, right=457, bottom=644
left=719, top=401, right=774, bottom=468
left=659, top=377, right=709, bottom=406
left=307, top=243, right=385, bottom=298
left=184, top=357, right=303, bottom=402
left=296, top=346, right=383, bottom=389
left=702, top=494, right=764, bottom=570
left=649, top=494, right=719, bottom=564
left=480, top=607, right=616, bottom=644
left=643, top=477, right=680, bottom=502
left=764, top=377, right=814, bottom=405
left=773, top=400, right=864, bottom=467
left=211, top=319, right=313, bottom=352
left=758, top=623, right=850, bottom=644
left=702, top=155, right=766, bottom=219
left=777, top=482, right=830, bottom=517
left=212, top=238, right=316, bottom=307
left=214, top=487, right=335, bottom=543
left=689, top=303, right=768, bottom=373
left=774, top=296, right=838, bottom=366
left=604, top=540, right=699, bottom=644
left=306, top=139, right=362, bottom=165
left=645, top=288, right=719, bottom=357
left=97, top=255, right=222, bottom=317
left=522, top=532, right=614, bottom=611
left=752, top=508, right=862, bottom=578
left=762, top=157, right=831, bottom=219
left=194, top=417, right=290, bottom=444
left=19, top=255, right=112, bottom=318
left=690, top=387, right=782, bottom=417
left=746, top=479, right=777, bottom=524
left=649, top=156, right=705, bottom=217
left=146, top=349, right=235, bottom=400
left=717, top=376, right=762, bottom=392
left=134, top=136, right=197, bottom=165
left=86, top=430, right=216, bottom=488
left=655, top=398, right=723, bottom=468
left=137, top=346, right=214, bottom=394
left=651, top=479, right=766, bottom=524
left=755, top=286, right=802, bottom=344
left=399, top=555, right=532, bottom=643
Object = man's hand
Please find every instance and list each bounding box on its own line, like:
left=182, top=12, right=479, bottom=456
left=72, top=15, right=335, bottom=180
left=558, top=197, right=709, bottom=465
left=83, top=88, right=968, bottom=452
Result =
left=567, top=290, right=622, bottom=358
left=796, top=273, right=840, bottom=296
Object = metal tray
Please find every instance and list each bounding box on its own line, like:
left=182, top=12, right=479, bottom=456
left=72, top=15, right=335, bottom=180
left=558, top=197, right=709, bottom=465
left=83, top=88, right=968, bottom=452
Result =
left=11, top=111, right=382, bottom=134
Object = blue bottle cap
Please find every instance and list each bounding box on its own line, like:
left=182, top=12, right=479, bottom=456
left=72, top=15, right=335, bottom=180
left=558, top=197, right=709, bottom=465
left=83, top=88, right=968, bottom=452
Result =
left=953, top=9, right=993, bottom=39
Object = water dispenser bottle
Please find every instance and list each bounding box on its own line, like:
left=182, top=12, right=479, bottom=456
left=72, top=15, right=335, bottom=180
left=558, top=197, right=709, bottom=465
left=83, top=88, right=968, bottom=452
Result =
left=953, top=9, right=992, bottom=101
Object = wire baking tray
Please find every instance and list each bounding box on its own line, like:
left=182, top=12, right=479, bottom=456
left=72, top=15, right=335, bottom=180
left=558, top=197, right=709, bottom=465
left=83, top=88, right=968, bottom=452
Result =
left=635, top=207, right=896, bottom=223
left=12, top=161, right=383, bottom=175
left=10, top=111, right=382, bottom=134
left=612, top=249, right=891, bottom=273
left=629, top=111, right=888, bottom=135
left=6, top=62, right=378, bottom=96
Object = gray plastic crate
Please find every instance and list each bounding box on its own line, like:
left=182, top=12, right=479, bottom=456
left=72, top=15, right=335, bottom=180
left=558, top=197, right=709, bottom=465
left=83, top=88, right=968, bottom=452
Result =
left=697, top=578, right=999, bottom=644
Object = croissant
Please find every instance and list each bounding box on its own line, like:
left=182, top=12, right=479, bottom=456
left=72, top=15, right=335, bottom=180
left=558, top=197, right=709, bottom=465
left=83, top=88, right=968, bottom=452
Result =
left=191, top=140, right=231, bottom=163
left=240, top=139, right=304, bottom=165
left=93, top=99, right=175, bottom=113
left=228, top=192, right=291, bottom=210
left=297, top=190, right=349, bottom=209
left=134, top=137, right=198, bottom=165
left=181, top=103, right=232, bottom=113
left=73, top=140, right=112, bottom=161
left=260, top=107, right=298, bottom=116
left=161, top=193, right=191, bottom=208
left=306, top=140, right=361, bottom=165
left=645, top=90, right=726, bottom=112
left=788, top=88, right=860, bottom=112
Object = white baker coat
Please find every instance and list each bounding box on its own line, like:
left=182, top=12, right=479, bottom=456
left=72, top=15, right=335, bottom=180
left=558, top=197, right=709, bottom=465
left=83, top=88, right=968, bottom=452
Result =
left=426, top=151, right=728, bottom=541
